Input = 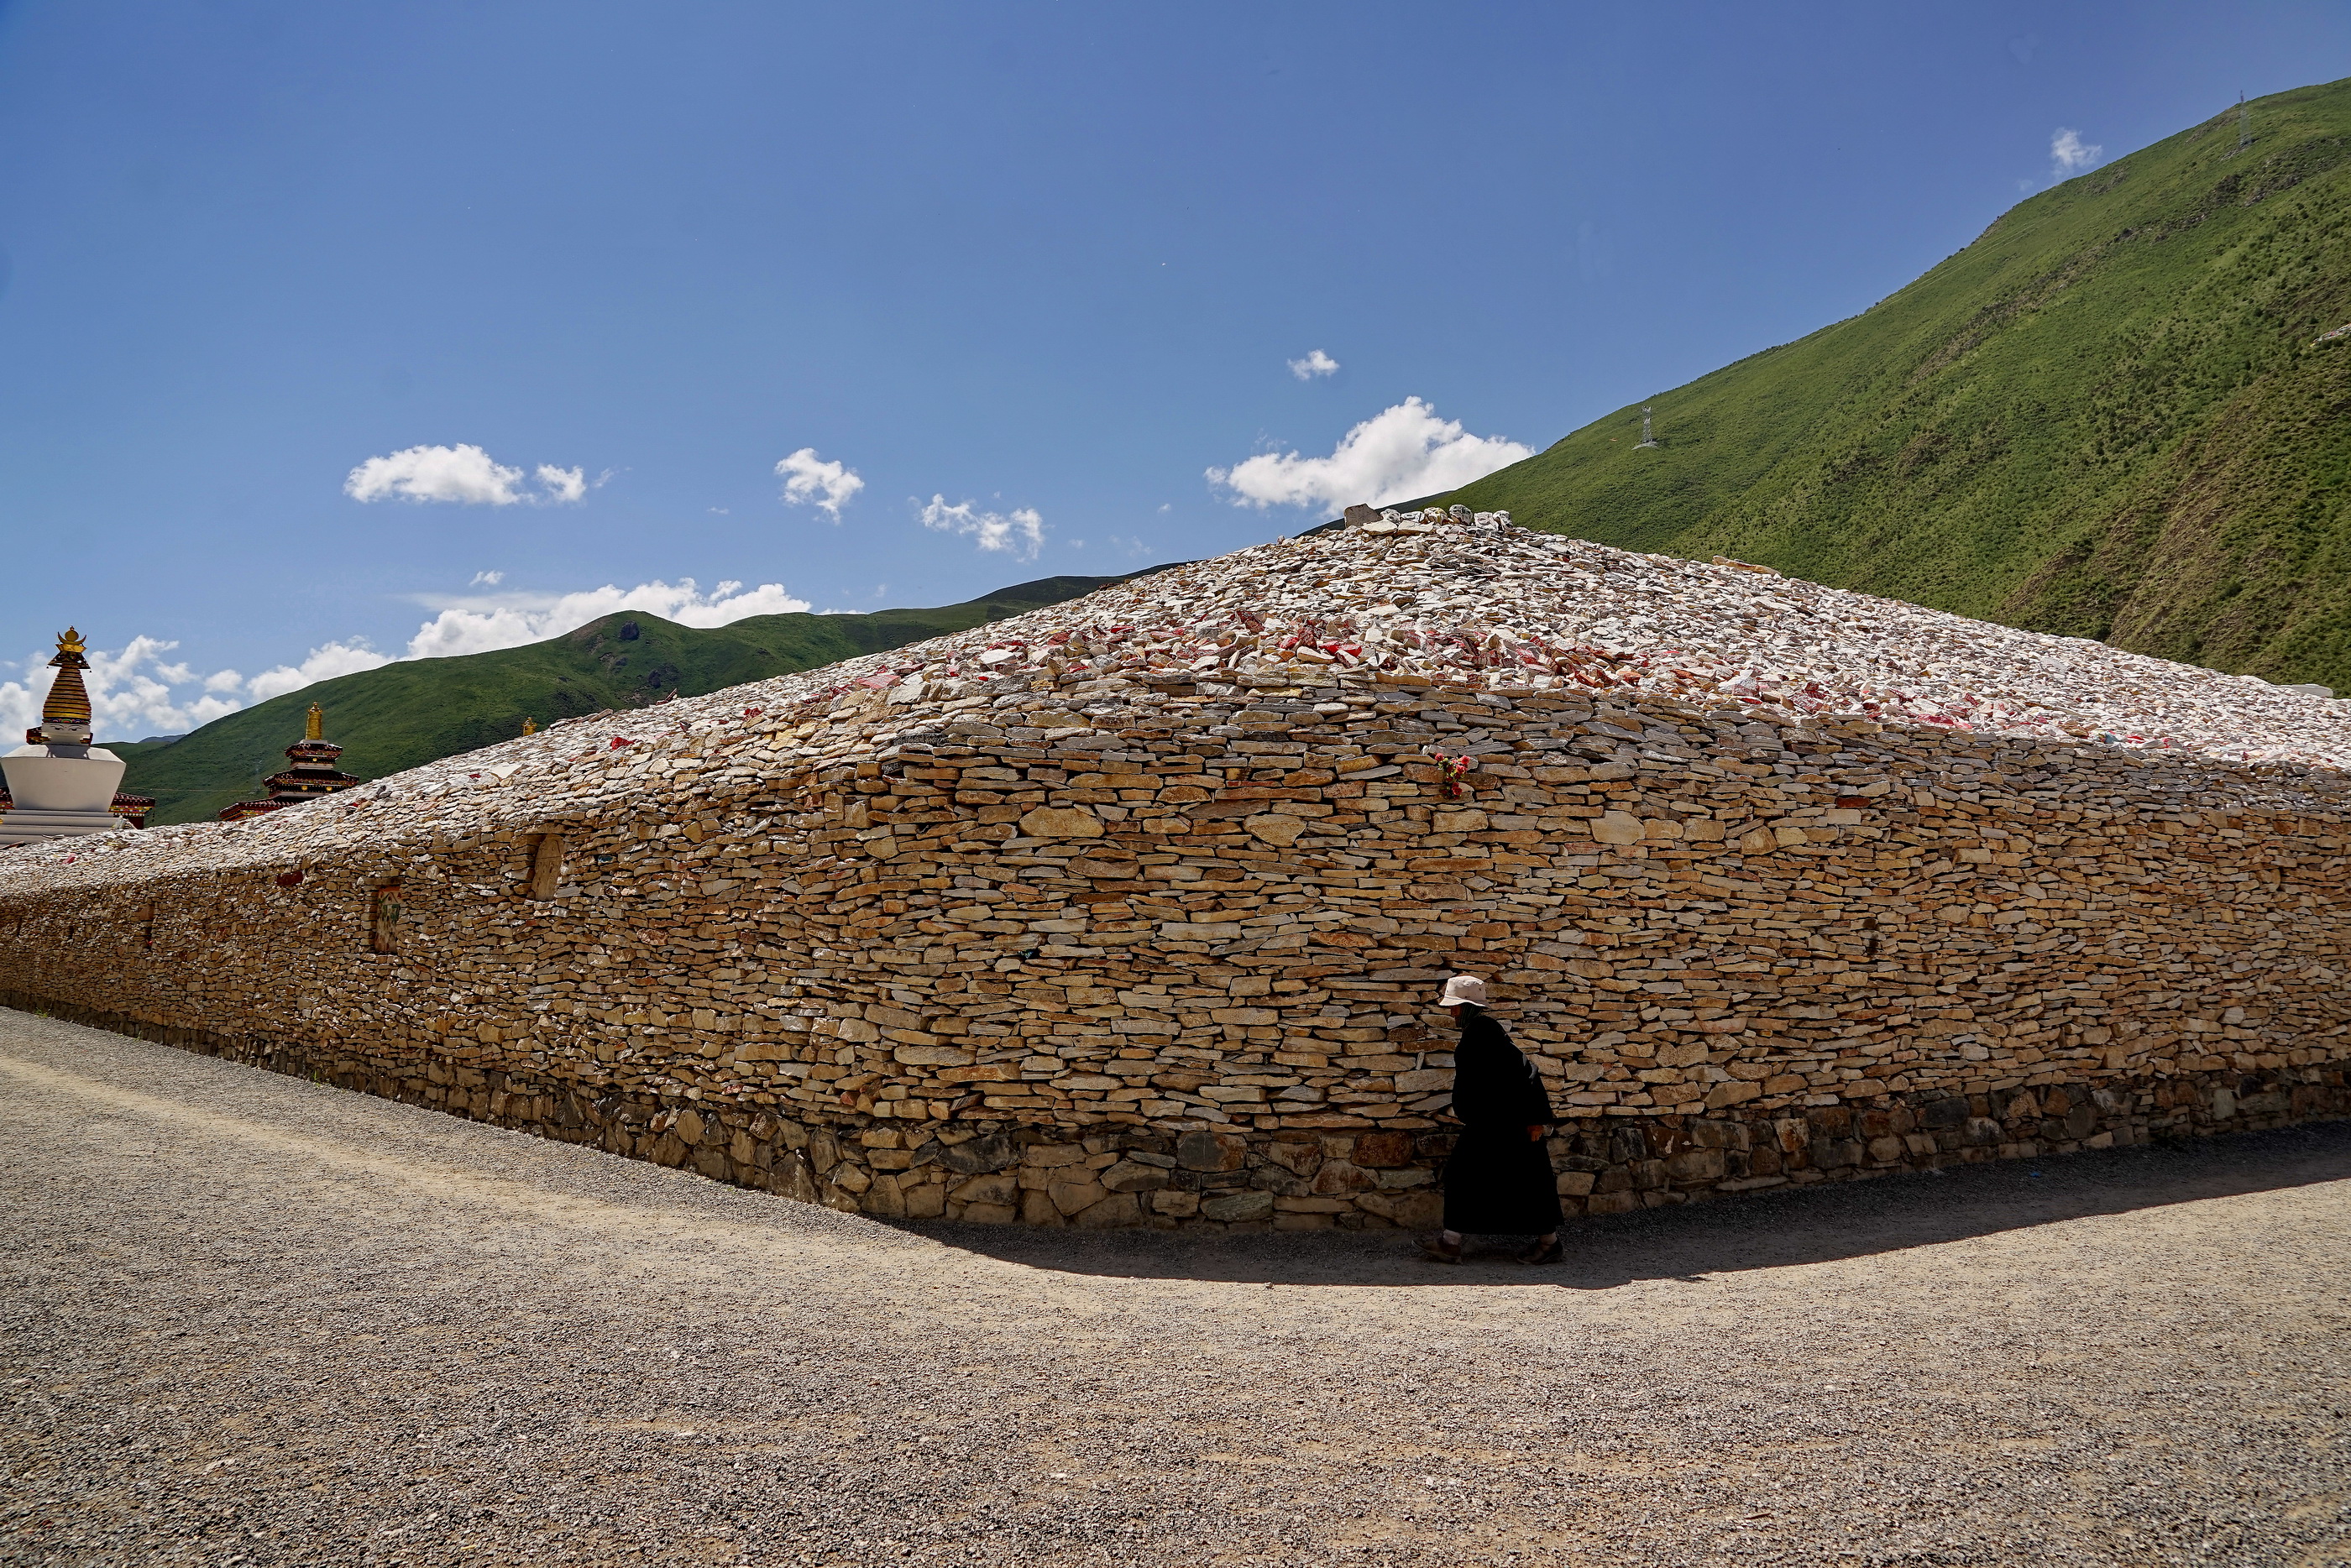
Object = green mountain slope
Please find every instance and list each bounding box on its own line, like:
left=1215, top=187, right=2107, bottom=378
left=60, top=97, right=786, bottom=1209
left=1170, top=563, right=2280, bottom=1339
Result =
left=120, top=571, right=1160, bottom=824
left=1441, top=78, right=2351, bottom=688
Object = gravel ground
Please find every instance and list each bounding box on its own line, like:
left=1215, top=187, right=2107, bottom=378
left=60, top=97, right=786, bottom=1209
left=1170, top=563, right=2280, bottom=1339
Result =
left=3, top=1009, right=2348, bottom=1567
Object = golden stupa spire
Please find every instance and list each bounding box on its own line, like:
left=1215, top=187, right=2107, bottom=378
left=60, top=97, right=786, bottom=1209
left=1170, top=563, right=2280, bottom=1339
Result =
left=306, top=702, right=325, bottom=741
left=521, top=716, right=537, bottom=736
left=33, top=627, right=95, bottom=744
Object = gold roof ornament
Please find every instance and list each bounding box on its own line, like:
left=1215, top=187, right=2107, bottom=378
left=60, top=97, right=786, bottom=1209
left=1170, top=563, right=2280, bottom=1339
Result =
left=306, top=702, right=325, bottom=741
left=521, top=717, right=537, bottom=736
left=55, top=628, right=86, bottom=657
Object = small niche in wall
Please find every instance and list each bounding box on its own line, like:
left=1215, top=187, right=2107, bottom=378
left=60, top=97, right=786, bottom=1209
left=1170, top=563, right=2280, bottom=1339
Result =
left=526, top=833, right=564, bottom=900
left=369, top=880, right=404, bottom=954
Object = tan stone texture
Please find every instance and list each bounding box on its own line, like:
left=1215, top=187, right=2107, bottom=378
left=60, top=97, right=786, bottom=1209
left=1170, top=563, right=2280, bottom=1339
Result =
left=3, top=521, right=2348, bottom=1229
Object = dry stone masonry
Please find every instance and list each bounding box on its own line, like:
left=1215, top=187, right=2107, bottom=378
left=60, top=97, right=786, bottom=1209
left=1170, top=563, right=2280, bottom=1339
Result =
left=3, top=509, right=2346, bottom=1230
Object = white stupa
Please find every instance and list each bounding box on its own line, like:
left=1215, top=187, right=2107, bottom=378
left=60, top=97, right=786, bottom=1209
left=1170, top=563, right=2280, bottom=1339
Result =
left=0, top=629, right=128, bottom=846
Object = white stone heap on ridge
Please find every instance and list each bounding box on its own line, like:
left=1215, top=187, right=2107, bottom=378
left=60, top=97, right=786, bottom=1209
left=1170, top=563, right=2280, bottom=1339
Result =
left=5, top=508, right=2348, bottom=877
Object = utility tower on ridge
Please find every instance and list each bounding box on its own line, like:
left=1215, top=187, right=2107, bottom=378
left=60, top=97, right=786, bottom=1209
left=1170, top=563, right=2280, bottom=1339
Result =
left=1635, top=405, right=1660, bottom=450
left=2237, top=92, right=2252, bottom=153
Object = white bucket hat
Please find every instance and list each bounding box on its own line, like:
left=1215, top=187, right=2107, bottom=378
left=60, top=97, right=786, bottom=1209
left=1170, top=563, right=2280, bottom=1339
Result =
left=1437, top=975, right=1488, bottom=1007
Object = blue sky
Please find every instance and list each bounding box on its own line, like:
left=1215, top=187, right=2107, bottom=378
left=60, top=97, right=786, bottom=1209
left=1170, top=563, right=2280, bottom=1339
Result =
left=3, top=2, right=2347, bottom=740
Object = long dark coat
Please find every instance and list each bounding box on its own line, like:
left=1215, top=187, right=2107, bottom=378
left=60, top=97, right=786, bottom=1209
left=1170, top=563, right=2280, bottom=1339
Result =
left=1441, top=1009, right=1563, bottom=1236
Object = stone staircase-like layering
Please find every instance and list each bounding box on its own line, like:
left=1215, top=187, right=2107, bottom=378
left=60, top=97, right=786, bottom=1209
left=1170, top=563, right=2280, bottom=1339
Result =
left=2, top=509, right=2346, bottom=1231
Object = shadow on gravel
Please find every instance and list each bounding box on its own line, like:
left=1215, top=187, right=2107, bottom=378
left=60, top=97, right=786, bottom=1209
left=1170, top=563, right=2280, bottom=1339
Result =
left=906, top=1121, right=2351, bottom=1288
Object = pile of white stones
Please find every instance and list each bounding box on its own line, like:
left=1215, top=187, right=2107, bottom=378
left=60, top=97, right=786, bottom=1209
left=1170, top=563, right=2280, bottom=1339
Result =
left=802, top=503, right=2351, bottom=771
left=8, top=505, right=2348, bottom=884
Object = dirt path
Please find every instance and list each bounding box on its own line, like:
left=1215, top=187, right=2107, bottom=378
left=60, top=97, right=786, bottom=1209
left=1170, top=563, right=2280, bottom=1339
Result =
left=3, top=1008, right=2348, bottom=1567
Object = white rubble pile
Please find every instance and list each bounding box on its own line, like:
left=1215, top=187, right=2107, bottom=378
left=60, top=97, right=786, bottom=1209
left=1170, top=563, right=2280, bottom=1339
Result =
left=10, top=505, right=2348, bottom=879
left=757, top=504, right=2351, bottom=771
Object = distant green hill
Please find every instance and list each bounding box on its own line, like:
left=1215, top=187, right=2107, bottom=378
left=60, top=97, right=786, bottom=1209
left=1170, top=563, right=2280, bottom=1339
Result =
left=1437, top=78, right=2351, bottom=689
left=120, top=571, right=1162, bottom=824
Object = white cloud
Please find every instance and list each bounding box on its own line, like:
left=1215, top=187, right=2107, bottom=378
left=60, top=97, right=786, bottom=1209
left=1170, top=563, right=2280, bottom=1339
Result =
left=1287, top=348, right=1340, bottom=380
left=919, top=495, right=1045, bottom=559
left=246, top=640, right=394, bottom=702
left=344, top=443, right=586, bottom=505
left=204, top=669, right=245, bottom=693
left=399, top=578, right=813, bottom=661
left=536, top=464, right=587, bottom=504
left=2050, top=128, right=2102, bottom=176
left=0, top=636, right=244, bottom=741
left=469, top=569, right=505, bottom=587
left=776, top=447, right=866, bottom=520
left=1206, top=396, right=1533, bottom=510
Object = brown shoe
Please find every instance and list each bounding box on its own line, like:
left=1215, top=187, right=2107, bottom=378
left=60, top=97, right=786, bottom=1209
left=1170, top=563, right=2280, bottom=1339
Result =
left=1417, top=1234, right=1463, bottom=1265
left=1516, top=1236, right=1563, bottom=1266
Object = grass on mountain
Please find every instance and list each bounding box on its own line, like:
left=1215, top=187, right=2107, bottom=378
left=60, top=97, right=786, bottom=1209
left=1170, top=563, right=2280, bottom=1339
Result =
left=121, top=571, right=1161, bottom=825
left=1437, top=77, right=2351, bottom=690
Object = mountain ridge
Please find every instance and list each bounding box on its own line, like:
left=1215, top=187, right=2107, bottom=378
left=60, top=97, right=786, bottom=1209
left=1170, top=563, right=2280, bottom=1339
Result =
left=118, top=569, right=1176, bottom=823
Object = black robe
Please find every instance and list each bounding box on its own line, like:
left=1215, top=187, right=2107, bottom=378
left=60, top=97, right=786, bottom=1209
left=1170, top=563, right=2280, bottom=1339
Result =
left=1440, top=1011, right=1563, bottom=1235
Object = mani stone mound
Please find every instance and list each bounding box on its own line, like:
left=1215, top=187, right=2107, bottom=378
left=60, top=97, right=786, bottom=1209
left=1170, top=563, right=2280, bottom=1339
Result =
left=3, top=510, right=2348, bottom=1230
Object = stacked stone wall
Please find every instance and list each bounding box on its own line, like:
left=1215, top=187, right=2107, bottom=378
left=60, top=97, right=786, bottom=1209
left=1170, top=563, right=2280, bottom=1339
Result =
left=3, top=687, right=2346, bottom=1230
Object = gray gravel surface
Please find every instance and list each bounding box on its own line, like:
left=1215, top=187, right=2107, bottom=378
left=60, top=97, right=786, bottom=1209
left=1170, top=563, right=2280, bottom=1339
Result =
left=3, top=1008, right=2348, bottom=1567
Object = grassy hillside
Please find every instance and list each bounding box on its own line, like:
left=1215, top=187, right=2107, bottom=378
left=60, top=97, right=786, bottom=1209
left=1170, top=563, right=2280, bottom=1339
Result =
left=1441, top=79, right=2351, bottom=688
left=121, top=572, right=1159, bottom=824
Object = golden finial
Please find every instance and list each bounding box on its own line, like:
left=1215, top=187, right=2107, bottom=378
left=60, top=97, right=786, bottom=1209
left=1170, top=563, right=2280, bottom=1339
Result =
left=306, top=702, right=324, bottom=741
left=55, top=628, right=86, bottom=657
left=521, top=717, right=538, bottom=736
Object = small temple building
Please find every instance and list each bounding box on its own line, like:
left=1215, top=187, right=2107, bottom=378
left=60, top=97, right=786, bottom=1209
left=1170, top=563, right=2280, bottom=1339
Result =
left=0, top=629, right=134, bottom=846
left=217, top=703, right=364, bottom=821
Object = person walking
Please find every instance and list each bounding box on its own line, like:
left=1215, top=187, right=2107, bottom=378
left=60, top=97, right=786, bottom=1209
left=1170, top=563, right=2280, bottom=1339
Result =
left=1419, top=975, right=1563, bottom=1265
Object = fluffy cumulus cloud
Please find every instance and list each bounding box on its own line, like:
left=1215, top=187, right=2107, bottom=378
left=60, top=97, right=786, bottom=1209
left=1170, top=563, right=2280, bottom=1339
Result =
left=1287, top=348, right=1340, bottom=380
left=344, top=444, right=587, bottom=505
left=919, top=495, right=1045, bottom=559
left=536, top=464, right=587, bottom=504
left=776, top=448, right=865, bottom=520
left=399, top=579, right=813, bottom=661
left=2050, top=127, right=2102, bottom=176
left=246, top=640, right=394, bottom=703
left=1206, top=397, right=1533, bottom=511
